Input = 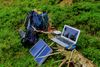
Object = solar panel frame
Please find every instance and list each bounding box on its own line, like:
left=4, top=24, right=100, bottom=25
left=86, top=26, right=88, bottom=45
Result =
left=29, top=39, right=46, bottom=57
left=29, top=39, right=53, bottom=65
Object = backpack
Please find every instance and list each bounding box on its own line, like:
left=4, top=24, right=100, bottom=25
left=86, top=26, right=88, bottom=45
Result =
left=21, top=29, right=38, bottom=47
left=20, top=10, right=49, bottom=46
left=25, top=11, right=49, bottom=31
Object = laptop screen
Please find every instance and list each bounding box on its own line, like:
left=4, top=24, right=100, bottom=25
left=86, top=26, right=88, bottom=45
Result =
left=62, top=25, right=80, bottom=44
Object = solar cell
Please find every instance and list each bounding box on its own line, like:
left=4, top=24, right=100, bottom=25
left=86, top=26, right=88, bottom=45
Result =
left=35, top=46, right=52, bottom=64
left=29, top=40, right=46, bottom=57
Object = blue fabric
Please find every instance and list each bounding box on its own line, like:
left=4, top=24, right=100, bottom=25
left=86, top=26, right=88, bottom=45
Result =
left=27, top=11, right=48, bottom=31
left=23, top=11, right=49, bottom=46
left=32, top=12, right=41, bottom=28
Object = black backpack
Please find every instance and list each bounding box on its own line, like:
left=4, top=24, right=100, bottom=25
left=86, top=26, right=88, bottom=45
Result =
left=20, top=10, right=49, bottom=46
left=25, top=11, right=49, bottom=31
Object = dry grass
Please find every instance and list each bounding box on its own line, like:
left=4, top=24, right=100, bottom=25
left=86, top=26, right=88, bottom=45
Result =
left=59, top=0, right=73, bottom=6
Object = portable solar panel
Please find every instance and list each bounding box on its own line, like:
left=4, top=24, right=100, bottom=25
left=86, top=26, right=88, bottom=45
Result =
left=29, top=39, right=52, bottom=65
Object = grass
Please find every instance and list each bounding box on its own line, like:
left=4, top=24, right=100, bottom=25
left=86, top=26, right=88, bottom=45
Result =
left=0, top=0, right=100, bottom=67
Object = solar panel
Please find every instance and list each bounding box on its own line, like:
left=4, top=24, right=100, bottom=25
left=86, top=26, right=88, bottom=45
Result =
left=29, top=39, right=52, bottom=65
left=29, top=40, right=46, bottom=57
left=35, top=46, right=52, bottom=65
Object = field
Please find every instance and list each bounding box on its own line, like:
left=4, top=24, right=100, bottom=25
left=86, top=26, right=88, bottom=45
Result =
left=0, top=0, right=100, bottom=67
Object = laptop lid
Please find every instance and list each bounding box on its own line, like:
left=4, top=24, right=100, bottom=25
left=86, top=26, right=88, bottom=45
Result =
left=61, top=25, right=80, bottom=44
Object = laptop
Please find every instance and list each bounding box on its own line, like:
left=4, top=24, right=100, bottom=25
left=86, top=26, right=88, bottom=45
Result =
left=51, top=25, right=80, bottom=48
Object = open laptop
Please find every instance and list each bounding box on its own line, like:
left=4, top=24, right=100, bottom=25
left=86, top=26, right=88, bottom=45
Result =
left=51, top=25, right=80, bottom=48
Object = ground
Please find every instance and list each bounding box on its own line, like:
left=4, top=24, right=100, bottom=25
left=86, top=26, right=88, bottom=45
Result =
left=0, top=0, right=100, bottom=67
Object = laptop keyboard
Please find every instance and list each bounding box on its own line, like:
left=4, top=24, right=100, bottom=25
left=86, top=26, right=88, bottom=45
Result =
left=56, top=37, right=73, bottom=45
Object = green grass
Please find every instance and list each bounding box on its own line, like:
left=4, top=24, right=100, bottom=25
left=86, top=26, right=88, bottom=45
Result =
left=0, top=0, right=100, bottom=67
